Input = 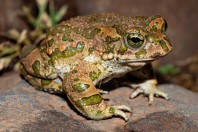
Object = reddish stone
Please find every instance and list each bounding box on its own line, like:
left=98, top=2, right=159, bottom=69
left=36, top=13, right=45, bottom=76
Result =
left=0, top=72, right=198, bottom=131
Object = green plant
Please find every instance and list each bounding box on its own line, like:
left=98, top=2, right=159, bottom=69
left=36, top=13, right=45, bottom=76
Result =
left=24, top=0, right=67, bottom=31
left=158, top=63, right=181, bottom=76
left=0, top=0, right=67, bottom=72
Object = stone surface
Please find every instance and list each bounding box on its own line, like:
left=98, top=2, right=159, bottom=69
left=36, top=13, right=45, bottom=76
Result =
left=0, top=72, right=198, bottom=131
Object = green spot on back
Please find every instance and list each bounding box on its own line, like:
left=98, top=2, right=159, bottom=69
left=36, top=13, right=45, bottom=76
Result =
left=40, top=41, right=47, bottom=53
left=147, top=35, right=169, bottom=52
left=95, top=110, right=102, bottom=117
left=50, top=41, right=85, bottom=63
left=62, top=46, right=76, bottom=57
left=109, top=107, right=115, bottom=114
left=47, top=39, right=54, bottom=47
left=159, top=40, right=169, bottom=52
left=41, top=79, right=52, bottom=86
left=76, top=41, right=85, bottom=53
left=62, top=34, right=74, bottom=42
left=89, top=71, right=98, bottom=81
left=73, top=83, right=90, bottom=92
left=73, top=78, right=80, bottom=81
left=48, top=59, right=54, bottom=66
left=135, top=49, right=147, bottom=58
left=88, top=47, right=94, bottom=55
left=118, top=44, right=128, bottom=54
left=80, top=28, right=100, bottom=39
left=32, top=60, right=40, bottom=76
left=105, top=36, right=120, bottom=44
left=150, top=22, right=158, bottom=32
left=76, top=94, right=102, bottom=107
left=112, top=25, right=126, bottom=36
left=89, top=69, right=101, bottom=81
left=104, top=44, right=115, bottom=54
left=71, top=70, right=78, bottom=74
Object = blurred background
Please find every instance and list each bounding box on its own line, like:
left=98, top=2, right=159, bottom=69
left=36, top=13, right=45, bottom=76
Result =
left=0, top=0, right=198, bottom=91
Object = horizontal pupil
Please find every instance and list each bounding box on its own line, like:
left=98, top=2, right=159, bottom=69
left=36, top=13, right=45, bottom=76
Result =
left=131, top=37, right=141, bottom=43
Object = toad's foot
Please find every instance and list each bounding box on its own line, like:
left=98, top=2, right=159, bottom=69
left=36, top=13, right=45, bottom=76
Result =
left=100, top=105, right=131, bottom=121
left=129, top=79, right=169, bottom=104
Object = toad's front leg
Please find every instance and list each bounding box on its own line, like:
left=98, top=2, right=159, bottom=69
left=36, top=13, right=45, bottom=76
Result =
left=63, top=62, right=131, bottom=121
left=128, top=64, right=169, bottom=104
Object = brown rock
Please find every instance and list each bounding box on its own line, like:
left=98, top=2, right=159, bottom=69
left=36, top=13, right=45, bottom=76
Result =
left=0, top=72, right=198, bottom=131
left=124, top=112, right=198, bottom=132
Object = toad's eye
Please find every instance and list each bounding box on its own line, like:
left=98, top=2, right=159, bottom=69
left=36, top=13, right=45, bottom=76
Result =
left=125, top=33, right=144, bottom=49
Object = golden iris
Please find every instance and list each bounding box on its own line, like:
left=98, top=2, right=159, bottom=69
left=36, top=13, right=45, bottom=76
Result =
left=126, top=33, right=144, bottom=49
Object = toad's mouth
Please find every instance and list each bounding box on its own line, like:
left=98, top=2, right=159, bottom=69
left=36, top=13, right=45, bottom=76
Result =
left=116, top=58, right=156, bottom=64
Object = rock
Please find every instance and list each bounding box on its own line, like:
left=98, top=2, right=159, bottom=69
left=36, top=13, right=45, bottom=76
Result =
left=0, top=72, right=198, bottom=131
left=124, top=112, right=198, bottom=132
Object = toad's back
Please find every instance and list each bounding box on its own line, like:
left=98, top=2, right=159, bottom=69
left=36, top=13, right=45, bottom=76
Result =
left=51, top=13, right=149, bottom=32
left=45, top=13, right=151, bottom=53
